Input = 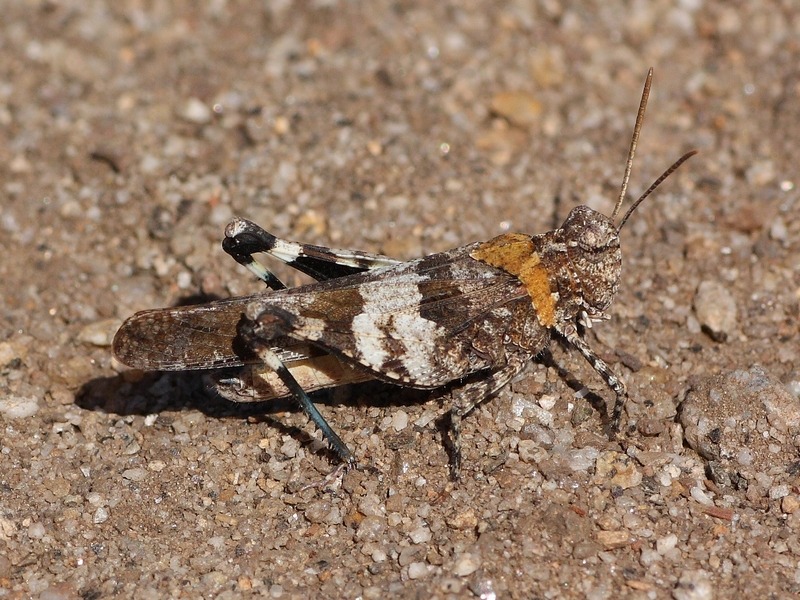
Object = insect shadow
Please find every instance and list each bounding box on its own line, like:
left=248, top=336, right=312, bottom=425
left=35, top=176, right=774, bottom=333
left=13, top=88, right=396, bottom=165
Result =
left=76, top=370, right=438, bottom=463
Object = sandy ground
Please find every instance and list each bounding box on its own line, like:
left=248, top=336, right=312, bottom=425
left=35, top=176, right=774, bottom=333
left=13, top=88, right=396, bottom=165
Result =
left=1, top=1, right=799, bottom=598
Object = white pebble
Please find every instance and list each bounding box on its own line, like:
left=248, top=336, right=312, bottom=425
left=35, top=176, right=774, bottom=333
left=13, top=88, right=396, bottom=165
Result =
left=28, top=522, right=46, bottom=539
left=93, top=507, right=109, bottom=524
left=407, top=562, right=430, bottom=579
left=409, top=525, right=431, bottom=544
left=656, top=533, right=678, bottom=555
left=453, top=553, right=480, bottom=576
left=690, top=486, right=714, bottom=506
left=0, top=395, right=40, bottom=419
left=392, top=410, right=409, bottom=431
left=769, top=484, right=790, bottom=500
left=182, top=97, right=212, bottom=124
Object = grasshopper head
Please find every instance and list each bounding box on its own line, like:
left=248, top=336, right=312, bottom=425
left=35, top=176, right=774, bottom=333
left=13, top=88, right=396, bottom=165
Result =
left=561, top=205, right=622, bottom=315
left=554, top=70, right=695, bottom=319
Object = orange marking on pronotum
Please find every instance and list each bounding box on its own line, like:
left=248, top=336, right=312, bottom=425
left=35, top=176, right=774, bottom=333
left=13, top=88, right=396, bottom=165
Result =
left=470, top=233, right=556, bottom=327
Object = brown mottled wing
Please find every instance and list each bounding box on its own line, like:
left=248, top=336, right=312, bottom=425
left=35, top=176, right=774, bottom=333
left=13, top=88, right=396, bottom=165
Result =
left=248, top=244, right=531, bottom=388
left=114, top=293, right=276, bottom=370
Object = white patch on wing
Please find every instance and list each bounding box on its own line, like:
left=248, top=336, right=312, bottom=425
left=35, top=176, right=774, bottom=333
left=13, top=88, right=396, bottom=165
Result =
left=359, top=273, right=428, bottom=312
left=350, top=273, right=446, bottom=381
left=352, top=311, right=389, bottom=368
left=393, top=312, right=442, bottom=379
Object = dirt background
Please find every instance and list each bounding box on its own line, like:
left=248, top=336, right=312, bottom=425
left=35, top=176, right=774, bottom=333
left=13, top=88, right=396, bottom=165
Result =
left=1, top=1, right=799, bottom=598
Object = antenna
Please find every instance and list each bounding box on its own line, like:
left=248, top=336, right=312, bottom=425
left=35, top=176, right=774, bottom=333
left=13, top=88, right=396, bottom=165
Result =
left=611, top=68, right=653, bottom=222
left=617, top=150, right=698, bottom=230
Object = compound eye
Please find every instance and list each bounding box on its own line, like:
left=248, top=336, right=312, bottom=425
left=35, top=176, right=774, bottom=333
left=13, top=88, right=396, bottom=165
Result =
left=578, top=221, right=615, bottom=251
left=580, top=228, right=601, bottom=249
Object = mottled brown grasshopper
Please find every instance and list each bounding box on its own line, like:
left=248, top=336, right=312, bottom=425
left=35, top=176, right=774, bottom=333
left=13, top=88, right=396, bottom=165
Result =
left=114, top=69, right=695, bottom=473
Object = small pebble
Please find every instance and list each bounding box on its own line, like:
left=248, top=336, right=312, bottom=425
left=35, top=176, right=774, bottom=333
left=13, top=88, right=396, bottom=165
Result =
left=769, top=216, right=787, bottom=242
left=567, top=447, right=599, bottom=472
left=510, top=396, right=538, bottom=417
left=392, top=410, right=409, bottom=432
left=596, top=530, right=632, bottom=549
left=769, top=484, right=790, bottom=500
left=517, top=439, right=538, bottom=463
left=409, top=525, right=432, bottom=544
left=447, top=509, right=478, bottom=530
left=371, top=548, right=388, bottom=562
left=690, top=486, right=713, bottom=506
left=693, top=280, right=737, bottom=342
left=407, top=562, right=430, bottom=579
left=355, top=516, right=386, bottom=541
left=181, top=97, right=212, bottom=124
left=121, top=468, right=147, bottom=482
left=304, top=501, right=333, bottom=524
left=453, top=553, right=480, bottom=577
left=490, top=91, right=543, bottom=128
left=93, top=507, right=109, bottom=524
left=0, top=395, right=40, bottom=418
left=86, top=492, right=104, bottom=506
left=656, top=534, right=679, bottom=555
left=781, top=495, right=800, bottom=513
left=28, top=522, right=46, bottom=539
left=358, top=493, right=384, bottom=518
left=398, top=545, right=422, bottom=567
left=147, top=460, right=167, bottom=473
left=76, top=319, right=119, bottom=346
left=745, top=159, right=775, bottom=186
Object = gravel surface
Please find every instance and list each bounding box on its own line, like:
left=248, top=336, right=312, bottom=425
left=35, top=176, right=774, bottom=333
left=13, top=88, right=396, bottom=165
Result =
left=2, top=1, right=799, bottom=598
